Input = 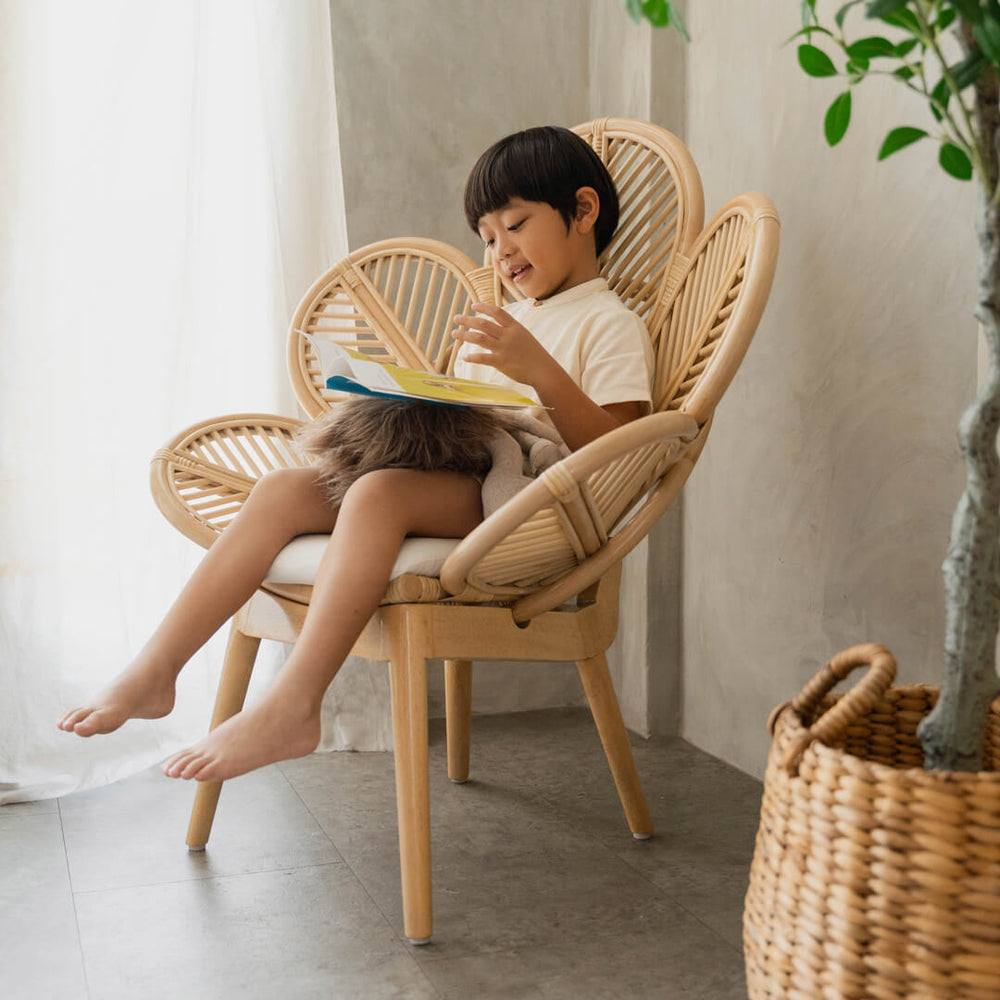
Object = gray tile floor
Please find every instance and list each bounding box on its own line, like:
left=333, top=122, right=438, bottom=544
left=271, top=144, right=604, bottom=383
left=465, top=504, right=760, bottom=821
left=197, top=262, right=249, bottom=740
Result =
left=2, top=708, right=762, bottom=1000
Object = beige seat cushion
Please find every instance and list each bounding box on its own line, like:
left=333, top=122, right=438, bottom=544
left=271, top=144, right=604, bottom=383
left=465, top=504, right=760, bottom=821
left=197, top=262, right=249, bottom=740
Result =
left=263, top=534, right=461, bottom=586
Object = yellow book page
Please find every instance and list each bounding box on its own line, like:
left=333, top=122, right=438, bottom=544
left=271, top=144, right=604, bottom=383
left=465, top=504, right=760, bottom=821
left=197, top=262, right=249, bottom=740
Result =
left=343, top=347, right=539, bottom=408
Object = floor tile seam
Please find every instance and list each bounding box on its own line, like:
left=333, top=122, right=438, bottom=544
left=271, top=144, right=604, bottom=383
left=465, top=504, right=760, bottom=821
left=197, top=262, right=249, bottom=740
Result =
left=280, top=764, right=436, bottom=969
left=425, top=760, right=660, bottom=870
left=410, top=909, right=744, bottom=971
left=607, top=840, right=750, bottom=957
left=648, top=889, right=746, bottom=959
left=70, top=857, right=351, bottom=898
left=56, top=798, right=92, bottom=1000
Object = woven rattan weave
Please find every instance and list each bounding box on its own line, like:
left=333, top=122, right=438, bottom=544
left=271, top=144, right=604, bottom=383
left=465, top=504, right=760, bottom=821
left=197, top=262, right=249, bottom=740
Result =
left=744, top=644, right=1000, bottom=999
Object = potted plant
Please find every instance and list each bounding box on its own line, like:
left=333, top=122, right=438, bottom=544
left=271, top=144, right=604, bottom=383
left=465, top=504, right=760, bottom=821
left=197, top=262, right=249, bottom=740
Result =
left=627, top=1, right=1000, bottom=995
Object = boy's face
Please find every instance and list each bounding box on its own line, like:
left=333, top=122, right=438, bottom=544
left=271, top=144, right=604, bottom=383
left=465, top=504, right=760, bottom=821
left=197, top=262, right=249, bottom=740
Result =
left=476, top=195, right=601, bottom=300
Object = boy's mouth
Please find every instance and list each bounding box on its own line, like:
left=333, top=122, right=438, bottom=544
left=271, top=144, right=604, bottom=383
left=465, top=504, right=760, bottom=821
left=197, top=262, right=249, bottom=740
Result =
left=508, top=264, right=531, bottom=282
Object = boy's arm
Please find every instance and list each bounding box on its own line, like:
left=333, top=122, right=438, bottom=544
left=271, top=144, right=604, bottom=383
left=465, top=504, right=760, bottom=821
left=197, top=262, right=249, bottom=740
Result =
left=529, top=362, right=643, bottom=451
left=452, top=303, right=643, bottom=452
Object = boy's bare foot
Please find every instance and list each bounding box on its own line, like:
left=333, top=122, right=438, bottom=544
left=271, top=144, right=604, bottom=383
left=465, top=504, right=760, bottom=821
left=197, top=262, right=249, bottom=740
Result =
left=57, top=663, right=177, bottom=737
left=161, top=692, right=321, bottom=782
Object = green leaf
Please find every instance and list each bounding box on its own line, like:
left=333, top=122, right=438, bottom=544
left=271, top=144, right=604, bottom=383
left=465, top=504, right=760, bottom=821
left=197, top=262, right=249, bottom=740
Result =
left=641, top=0, right=669, bottom=28
left=952, top=0, right=984, bottom=24
left=936, top=8, right=957, bottom=33
left=894, top=38, right=918, bottom=57
left=801, top=0, right=818, bottom=28
left=940, top=143, right=973, bottom=180
left=952, top=52, right=990, bottom=90
left=824, top=91, right=852, bottom=146
left=930, top=77, right=950, bottom=121
left=973, top=18, right=1000, bottom=62
left=866, top=0, right=908, bottom=16
left=623, top=0, right=644, bottom=24
left=798, top=43, right=839, bottom=77
left=847, top=36, right=898, bottom=59
left=784, top=24, right=834, bottom=46
left=893, top=64, right=917, bottom=80
left=835, top=1, right=863, bottom=29
left=881, top=8, right=922, bottom=34
left=665, top=0, right=691, bottom=41
left=847, top=55, right=871, bottom=75
left=877, top=126, right=928, bottom=159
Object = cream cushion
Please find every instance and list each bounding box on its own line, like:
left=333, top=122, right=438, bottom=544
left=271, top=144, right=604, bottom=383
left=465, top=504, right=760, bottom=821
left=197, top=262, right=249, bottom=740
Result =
left=263, top=534, right=461, bottom=586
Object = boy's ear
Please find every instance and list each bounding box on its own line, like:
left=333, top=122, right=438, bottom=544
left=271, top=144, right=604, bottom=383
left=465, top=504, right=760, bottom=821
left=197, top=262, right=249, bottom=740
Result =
left=573, top=186, right=600, bottom=234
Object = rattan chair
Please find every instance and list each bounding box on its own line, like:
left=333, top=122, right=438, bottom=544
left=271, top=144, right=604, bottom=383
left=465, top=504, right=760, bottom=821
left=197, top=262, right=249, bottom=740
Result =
left=150, top=118, right=780, bottom=943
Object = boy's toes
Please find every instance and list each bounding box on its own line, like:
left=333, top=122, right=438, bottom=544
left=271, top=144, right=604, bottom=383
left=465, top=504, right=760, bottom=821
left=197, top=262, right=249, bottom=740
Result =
left=72, top=711, right=113, bottom=737
left=57, top=708, right=93, bottom=733
left=58, top=706, right=124, bottom=737
left=162, top=753, right=187, bottom=778
left=163, top=750, right=204, bottom=780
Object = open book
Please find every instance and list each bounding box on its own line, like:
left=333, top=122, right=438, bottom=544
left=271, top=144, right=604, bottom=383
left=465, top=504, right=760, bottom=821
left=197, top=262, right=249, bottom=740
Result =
left=302, top=333, right=540, bottom=409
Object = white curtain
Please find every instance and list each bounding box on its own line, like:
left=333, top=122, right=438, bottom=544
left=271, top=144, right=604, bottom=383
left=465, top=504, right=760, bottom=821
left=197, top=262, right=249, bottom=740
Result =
left=0, top=0, right=348, bottom=802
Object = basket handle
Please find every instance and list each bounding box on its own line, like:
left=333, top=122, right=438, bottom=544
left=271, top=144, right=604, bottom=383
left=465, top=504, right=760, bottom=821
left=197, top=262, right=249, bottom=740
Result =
left=768, top=643, right=897, bottom=775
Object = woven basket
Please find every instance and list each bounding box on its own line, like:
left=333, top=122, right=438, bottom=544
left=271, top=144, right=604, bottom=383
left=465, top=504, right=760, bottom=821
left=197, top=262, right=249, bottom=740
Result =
left=743, top=643, right=1000, bottom=1000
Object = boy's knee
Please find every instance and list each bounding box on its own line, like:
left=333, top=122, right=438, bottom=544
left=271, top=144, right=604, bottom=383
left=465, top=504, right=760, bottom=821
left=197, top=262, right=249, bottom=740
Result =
left=249, top=467, right=322, bottom=507
left=339, top=470, right=423, bottom=530
left=341, top=469, right=404, bottom=509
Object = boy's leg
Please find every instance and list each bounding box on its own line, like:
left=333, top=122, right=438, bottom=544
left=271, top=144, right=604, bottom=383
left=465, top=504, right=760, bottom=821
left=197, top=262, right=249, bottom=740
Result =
left=57, top=467, right=338, bottom=737
left=162, top=468, right=483, bottom=782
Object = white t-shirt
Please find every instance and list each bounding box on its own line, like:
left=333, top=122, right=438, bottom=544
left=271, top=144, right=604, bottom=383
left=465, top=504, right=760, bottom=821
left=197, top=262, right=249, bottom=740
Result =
left=453, top=277, right=654, bottom=416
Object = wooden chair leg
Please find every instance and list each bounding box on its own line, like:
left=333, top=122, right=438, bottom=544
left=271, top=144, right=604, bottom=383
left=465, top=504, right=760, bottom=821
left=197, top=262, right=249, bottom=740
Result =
left=185, top=622, right=261, bottom=850
left=444, top=658, right=472, bottom=783
left=389, top=630, right=433, bottom=945
left=576, top=653, right=654, bottom=839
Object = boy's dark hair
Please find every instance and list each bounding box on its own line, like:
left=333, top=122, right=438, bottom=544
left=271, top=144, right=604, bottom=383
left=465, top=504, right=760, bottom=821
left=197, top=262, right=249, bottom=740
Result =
left=464, top=126, right=620, bottom=257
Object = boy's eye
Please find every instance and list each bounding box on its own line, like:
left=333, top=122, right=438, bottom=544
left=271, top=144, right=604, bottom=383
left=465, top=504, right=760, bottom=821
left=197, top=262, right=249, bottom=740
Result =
left=507, top=220, right=524, bottom=232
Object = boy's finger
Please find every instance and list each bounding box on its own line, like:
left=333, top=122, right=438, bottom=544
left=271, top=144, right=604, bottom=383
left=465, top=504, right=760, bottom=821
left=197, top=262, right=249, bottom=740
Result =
left=470, top=302, right=506, bottom=319
left=451, top=327, right=498, bottom=347
left=460, top=350, right=497, bottom=367
left=453, top=314, right=501, bottom=335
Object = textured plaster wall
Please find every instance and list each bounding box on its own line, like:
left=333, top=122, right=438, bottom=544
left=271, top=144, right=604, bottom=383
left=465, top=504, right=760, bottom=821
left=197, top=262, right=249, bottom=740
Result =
left=329, top=0, right=590, bottom=255
left=680, top=2, right=977, bottom=777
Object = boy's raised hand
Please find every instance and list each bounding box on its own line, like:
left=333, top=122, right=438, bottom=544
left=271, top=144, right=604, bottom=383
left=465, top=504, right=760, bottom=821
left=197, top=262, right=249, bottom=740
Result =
left=451, top=303, right=559, bottom=389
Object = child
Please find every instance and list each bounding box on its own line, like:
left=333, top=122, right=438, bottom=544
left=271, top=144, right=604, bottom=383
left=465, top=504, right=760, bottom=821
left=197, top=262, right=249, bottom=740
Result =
left=56, top=125, right=655, bottom=783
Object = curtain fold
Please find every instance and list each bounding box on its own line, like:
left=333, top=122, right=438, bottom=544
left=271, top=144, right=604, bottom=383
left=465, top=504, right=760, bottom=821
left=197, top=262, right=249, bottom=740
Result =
left=0, top=0, right=348, bottom=802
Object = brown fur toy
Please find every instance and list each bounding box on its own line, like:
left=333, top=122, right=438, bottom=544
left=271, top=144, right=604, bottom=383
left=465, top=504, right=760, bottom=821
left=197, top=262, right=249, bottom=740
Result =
left=296, top=397, right=510, bottom=507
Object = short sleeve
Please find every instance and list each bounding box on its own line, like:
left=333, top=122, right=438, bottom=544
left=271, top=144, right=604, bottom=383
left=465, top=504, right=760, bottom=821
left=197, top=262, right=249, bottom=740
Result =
left=577, top=308, right=654, bottom=412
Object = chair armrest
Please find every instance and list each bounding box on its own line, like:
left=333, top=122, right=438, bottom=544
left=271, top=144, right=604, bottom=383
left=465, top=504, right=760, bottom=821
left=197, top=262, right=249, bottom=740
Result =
left=150, top=412, right=308, bottom=549
left=439, top=410, right=701, bottom=622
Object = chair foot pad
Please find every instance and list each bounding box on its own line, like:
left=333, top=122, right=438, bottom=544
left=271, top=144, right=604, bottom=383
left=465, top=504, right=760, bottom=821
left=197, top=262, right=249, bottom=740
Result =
left=632, top=832, right=653, bottom=841
left=187, top=845, right=207, bottom=852
left=449, top=777, right=470, bottom=784
left=406, top=936, right=433, bottom=947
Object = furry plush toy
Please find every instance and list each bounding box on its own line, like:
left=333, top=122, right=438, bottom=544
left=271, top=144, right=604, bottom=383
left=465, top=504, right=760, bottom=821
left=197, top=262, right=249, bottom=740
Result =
left=296, top=397, right=508, bottom=507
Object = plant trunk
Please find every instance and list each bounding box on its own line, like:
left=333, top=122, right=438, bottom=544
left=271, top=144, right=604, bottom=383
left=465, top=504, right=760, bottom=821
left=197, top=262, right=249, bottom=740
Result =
left=918, top=30, right=1000, bottom=771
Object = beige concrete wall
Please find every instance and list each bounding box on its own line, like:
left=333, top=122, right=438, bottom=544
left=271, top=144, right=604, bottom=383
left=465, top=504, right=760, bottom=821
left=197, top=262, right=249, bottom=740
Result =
left=679, top=2, right=977, bottom=776
left=329, top=0, right=590, bottom=255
